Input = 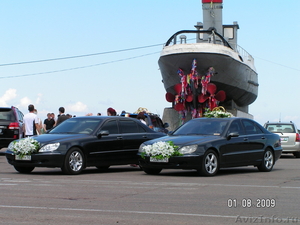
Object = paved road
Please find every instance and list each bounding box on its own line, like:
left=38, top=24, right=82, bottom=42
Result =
left=0, top=154, right=299, bottom=225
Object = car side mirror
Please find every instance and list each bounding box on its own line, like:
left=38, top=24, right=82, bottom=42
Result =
left=164, top=123, right=169, bottom=128
left=227, top=132, right=239, bottom=140
left=97, top=130, right=109, bottom=139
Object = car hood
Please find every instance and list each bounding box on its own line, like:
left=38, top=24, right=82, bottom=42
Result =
left=144, top=135, right=221, bottom=146
left=32, top=133, right=90, bottom=144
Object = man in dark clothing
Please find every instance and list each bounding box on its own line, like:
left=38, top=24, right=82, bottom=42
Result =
left=56, top=107, right=69, bottom=126
left=43, top=113, right=55, bottom=132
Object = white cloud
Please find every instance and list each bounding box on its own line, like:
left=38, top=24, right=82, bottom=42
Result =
left=36, top=93, right=42, bottom=104
left=20, top=97, right=32, bottom=108
left=0, top=89, right=17, bottom=106
left=67, top=102, right=88, bottom=112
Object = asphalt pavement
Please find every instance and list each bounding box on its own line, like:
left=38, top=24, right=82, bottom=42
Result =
left=0, top=154, right=299, bottom=225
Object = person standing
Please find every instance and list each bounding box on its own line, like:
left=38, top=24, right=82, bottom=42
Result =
left=33, top=109, right=43, bottom=135
left=107, top=107, right=117, bottom=116
left=56, top=107, right=69, bottom=126
left=23, top=104, right=39, bottom=137
left=43, top=113, right=55, bottom=132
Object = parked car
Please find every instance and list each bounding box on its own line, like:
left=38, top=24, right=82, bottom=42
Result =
left=0, top=106, right=24, bottom=151
left=264, top=121, right=300, bottom=158
left=120, top=112, right=169, bottom=134
left=138, top=117, right=282, bottom=176
left=5, top=116, right=166, bottom=174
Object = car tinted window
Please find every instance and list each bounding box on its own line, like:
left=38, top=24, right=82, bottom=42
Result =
left=242, top=120, right=263, bottom=134
left=101, top=120, right=119, bottom=134
left=50, top=118, right=102, bottom=134
left=228, top=120, right=245, bottom=135
left=173, top=120, right=228, bottom=135
left=0, top=109, right=15, bottom=122
left=120, top=120, right=139, bottom=133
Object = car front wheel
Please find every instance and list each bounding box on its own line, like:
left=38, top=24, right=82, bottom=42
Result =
left=198, top=150, right=219, bottom=176
left=61, top=148, right=84, bottom=175
left=257, top=149, right=274, bottom=172
left=14, top=166, right=35, bottom=174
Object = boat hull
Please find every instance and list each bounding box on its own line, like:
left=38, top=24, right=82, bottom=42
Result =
left=158, top=43, right=258, bottom=107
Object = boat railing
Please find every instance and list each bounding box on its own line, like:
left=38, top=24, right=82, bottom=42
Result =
left=233, top=44, right=254, bottom=62
left=165, top=29, right=233, bottom=50
left=164, top=29, right=254, bottom=63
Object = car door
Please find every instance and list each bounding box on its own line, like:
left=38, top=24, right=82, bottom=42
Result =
left=87, top=119, right=123, bottom=166
left=118, top=119, right=150, bottom=164
left=219, top=119, right=250, bottom=166
left=241, top=119, right=266, bottom=163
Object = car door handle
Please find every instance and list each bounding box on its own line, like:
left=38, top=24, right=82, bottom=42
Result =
left=261, top=136, right=266, bottom=139
left=244, top=138, right=248, bottom=141
left=117, top=136, right=123, bottom=140
left=142, top=135, right=148, bottom=139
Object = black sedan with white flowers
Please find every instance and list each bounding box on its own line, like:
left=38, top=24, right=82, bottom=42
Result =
left=5, top=116, right=165, bottom=175
left=138, top=117, right=282, bottom=176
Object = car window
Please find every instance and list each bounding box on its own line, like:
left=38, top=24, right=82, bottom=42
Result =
left=0, top=109, right=15, bottom=121
left=17, top=110, right=24, bottom=121
left=228, top=120, right=245, bottom=135
left=101, top=120, right=119, bottom=134
left=50, top=118, right=102, bottom=134
left=265, top=124, right=295, bottom=133
left=120, top=120, right=139, bottom=133
left=173, top=120, right=228, bottom=135
left=242, top=120, right=263, bottom=134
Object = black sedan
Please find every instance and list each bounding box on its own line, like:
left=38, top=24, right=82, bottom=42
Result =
left=5, top=116, right=165, bottom=174
left=138, top=117, right=282, bottom=176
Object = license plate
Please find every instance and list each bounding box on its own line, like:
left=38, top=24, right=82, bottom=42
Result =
left=281, top=137, right=288, bottom=142
left=15, top=155, right=31, bottom=161
left=150, top=157, right=168, bottom=163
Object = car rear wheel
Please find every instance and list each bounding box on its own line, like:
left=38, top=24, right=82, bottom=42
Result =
left=61, top=148, right=84, bottom=175
left=143, top=167, right=162, bottom=175
left=14, top=166, right=35, bottom=174
left=293, top=152, right=300, bottom=158
left=198, top=150, right=219, bottom=176
left=257, top=149, right=274, bottom=172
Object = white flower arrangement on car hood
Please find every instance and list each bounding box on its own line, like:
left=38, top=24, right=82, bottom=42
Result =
left=9, top=137, right=40, bottom=159
left=141, top=141, right=182, bottom=160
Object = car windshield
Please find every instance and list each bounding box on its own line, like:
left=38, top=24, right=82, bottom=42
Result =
left=172, top=119, right=229, bottom=136
left=49, top=117, right=103, bottom=134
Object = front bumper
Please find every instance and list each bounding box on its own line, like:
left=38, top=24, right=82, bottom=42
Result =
left=139, top=155, right=202, bottom=170
left=5, top=150, right=65, bottom=168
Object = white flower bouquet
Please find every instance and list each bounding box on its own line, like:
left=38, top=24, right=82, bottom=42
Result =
left=9, top=137, right=40, bottom=159
left=204, top=107, right=233, bottom=118
left=141, top=141, right=182, bottom=160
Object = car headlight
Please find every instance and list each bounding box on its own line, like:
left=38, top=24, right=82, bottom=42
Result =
left=7, top=141, right=15, bottom=150
left=138, top=143, right=146, bottom=153
left=39, top=143, right=60, bottom=152
left=178, top=145, right=198, bottom=154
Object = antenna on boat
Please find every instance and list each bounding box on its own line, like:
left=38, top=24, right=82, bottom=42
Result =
left=279, top=113, right=281, bottom=122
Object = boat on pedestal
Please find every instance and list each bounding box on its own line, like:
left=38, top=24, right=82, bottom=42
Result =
left=159, top=0, right=258, bottom=121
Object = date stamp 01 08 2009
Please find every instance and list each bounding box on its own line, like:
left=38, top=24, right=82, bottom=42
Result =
left=227, top=198, right=276, bottom=208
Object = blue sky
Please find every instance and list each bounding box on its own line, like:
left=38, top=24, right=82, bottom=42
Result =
left=0, top=0, right=299, bottom=127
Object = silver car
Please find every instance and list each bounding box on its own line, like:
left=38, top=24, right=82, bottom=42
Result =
left=264, top=122, right=300, bottom=158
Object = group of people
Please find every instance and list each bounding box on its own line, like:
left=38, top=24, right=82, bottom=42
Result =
left=23, top=105, right=144, bottom=137
left=23, top=105, right=70, bottom=137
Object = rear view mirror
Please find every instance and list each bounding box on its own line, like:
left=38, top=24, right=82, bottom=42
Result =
left=227, top=132, right=239, bottom=140
left=97, top=130, right=109, bottom=139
